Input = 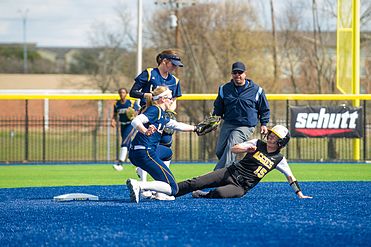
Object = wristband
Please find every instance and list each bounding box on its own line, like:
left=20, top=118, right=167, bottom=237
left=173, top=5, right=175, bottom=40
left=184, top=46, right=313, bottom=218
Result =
left=290, top=181, right=301, bottom=194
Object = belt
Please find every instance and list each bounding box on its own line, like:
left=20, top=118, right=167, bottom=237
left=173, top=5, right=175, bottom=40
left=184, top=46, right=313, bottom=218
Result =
left=228, top=164, right=245, bottom=186
left=131, top=145, right=151, bottom=150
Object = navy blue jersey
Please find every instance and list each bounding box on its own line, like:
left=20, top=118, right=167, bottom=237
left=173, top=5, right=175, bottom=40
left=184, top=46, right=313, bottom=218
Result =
left=130, top=68, right=182, bottom=106
left=131, top=105, right=170, bottom=149
left=113, top=100, right=140, bottom=124
left=212, top=79, right=270, bottom=127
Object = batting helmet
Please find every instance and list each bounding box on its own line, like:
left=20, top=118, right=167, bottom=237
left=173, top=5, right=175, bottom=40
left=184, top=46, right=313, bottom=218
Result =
left=269, top=125, right=291, bottom=148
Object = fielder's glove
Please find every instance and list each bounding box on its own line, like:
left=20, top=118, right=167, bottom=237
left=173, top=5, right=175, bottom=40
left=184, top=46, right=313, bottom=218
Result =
left=125, top=107, right=137, bottom=121
left=194, top=115, right=221, bottom=136
left=163, top=110, right=177, bottom=135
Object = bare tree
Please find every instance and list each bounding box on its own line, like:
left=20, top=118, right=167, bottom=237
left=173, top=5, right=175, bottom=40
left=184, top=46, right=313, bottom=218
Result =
left=145, top=0, right=266, bottom=159
left=84, top=22, right=126, bottom=93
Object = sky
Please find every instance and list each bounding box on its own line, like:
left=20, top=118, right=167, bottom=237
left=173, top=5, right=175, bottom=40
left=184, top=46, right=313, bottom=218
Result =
left=0, top=0, right=142, bottom=47
left=0, top=0, right=364, bottom=48
left=0, top=0, right=289, bottom=48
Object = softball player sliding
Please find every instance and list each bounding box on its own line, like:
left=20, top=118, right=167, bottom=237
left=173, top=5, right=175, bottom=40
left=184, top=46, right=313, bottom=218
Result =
left=176, top=125, right=312, bottom=199
left=126, top=86, right=197, bottom=203
left=111, top=88, right=139, bottom=171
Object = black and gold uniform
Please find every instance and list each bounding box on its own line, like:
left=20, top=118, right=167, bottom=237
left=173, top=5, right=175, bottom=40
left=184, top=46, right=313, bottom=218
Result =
left=176, top=139, right=293, bottom=199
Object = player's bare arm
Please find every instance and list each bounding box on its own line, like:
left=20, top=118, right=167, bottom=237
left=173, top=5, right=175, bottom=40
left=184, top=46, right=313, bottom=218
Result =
left=166, top=119, right=196, bottom=132
left=231, top=142, right=257, bottom=154
left=111, top=113, right=117, bottom=128
left=286, top=175, right=313, bottom=199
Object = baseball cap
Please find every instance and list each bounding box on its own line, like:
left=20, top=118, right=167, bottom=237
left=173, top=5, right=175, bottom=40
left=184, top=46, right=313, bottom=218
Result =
left=231, top=61, right=246, bottom=72
left=160, top=53, right=184, bottom=67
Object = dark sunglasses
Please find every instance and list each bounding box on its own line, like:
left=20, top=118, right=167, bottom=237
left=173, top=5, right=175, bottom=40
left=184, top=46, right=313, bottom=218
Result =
left=232, top=71, right=244, bottom=75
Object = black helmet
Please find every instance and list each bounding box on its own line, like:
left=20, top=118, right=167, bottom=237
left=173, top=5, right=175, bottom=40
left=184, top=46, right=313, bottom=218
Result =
left=268, top=125, right=291, bottom=148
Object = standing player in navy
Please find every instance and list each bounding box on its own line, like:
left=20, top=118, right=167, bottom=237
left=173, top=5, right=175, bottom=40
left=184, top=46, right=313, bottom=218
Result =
left=175, top=125, right=312, bottom=199
left=111, top=88, right=139, bottom=171
left=129, top=50, right=183, bottom=182
left=126, top=86, right=198, bottom=203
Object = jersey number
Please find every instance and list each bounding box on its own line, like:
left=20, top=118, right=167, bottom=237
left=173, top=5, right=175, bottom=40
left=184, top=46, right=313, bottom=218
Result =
left=157, top=123, right=164, bottom=133
left=254, top=166, right=267, bottom=178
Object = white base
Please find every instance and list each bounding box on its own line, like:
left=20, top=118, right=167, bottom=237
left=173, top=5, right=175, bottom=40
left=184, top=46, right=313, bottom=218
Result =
left=53, top=193, right=99, bottom=202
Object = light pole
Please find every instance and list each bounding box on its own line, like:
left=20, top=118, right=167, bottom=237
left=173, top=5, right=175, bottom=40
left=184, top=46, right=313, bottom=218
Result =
left=18, top=9, right=29, bottom=74
left=137, top=0, right=142, bottom=76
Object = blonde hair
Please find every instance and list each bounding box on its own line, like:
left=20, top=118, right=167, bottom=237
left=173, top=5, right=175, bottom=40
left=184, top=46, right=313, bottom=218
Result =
left=145, top=86, right=169, bottom=108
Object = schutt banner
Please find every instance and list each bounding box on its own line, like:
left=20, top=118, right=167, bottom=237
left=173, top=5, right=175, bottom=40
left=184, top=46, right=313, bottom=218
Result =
left=290, top=106, right=363, bottom=138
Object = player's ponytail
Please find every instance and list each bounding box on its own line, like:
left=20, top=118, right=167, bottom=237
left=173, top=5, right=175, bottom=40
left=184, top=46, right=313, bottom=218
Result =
left=145, top=86, right=169, bottom=109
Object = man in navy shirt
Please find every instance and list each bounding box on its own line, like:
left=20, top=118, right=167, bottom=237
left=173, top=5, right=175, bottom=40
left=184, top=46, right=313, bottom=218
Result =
left=212, top=61, right=270, bottom=170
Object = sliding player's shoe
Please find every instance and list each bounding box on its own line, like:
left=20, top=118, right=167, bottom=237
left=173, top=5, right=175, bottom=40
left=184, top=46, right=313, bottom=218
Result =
left=126, top=179, right=140, bottom=203
left=192, top=190, right=208, bottom=198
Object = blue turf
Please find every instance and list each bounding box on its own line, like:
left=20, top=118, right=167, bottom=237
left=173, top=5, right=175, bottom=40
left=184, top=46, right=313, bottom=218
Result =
left=0, top=182, right=370, bottom=247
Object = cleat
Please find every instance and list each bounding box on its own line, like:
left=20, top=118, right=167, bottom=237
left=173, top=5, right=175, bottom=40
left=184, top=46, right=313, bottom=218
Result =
left=141, top=190, right=155, bottom=199
left=126, top=179, right=140, bottom=203
left=154, top=192, right=175, bottom=201
left=113, top=162, right=124, bottom=171
left=192, top=190, right=208, bottom=198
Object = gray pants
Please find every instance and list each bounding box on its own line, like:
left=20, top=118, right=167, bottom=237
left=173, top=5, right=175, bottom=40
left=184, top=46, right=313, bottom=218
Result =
left=214, top=122, right=255, bottom=170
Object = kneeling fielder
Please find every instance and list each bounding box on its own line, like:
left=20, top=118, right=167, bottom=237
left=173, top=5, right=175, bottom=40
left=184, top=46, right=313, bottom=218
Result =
left=176, top=125, right=312, bottom=199
left=126, top=86, right=206, bottom=203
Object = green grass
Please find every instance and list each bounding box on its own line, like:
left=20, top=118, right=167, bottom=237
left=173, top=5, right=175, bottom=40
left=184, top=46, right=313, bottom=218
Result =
left=0, top=163, right=370, bottom=188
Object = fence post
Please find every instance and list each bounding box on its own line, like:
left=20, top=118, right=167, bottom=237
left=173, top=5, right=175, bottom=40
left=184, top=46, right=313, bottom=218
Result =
left=286, top=100, right=289, bottom=159
left=363, top=100, right=366, bottom=161
left=42, top=116, right=46, bottom=163
left=24, top=99, right=29, bottom=161
left=202, top=101, right=206, bottom=161
left=107, top=108, right=111, bottom=162
left=189, top=116, right=193, bottom=162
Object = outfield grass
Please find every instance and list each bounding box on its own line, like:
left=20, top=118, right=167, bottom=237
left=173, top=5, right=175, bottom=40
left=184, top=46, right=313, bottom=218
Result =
left=0, top=163, right=370, bottom=188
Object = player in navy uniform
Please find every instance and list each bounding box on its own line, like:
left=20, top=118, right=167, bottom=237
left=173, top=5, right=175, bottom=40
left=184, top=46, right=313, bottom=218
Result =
left=129, top=50, right=183, bottom=183
left=175, top=125, right=312, bottom=199
left=111, top=88, right=139, bottom=171
left=126, top=86, right=197, bottom=203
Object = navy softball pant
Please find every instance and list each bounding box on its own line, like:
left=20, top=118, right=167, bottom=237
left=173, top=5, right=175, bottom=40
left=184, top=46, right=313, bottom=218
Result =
left=120, top=124, right=135, bottom=147
left=128, top=147, right=178, bottom=195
